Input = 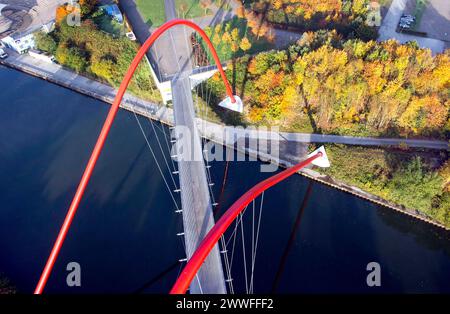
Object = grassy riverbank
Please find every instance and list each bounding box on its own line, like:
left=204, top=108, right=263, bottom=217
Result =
left=315, top=144, right=449, bottom=227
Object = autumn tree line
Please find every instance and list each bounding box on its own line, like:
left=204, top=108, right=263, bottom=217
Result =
left=246, top=0, right=379, bottom=40
left=203, top=30, right=449, bottom=226
left=206, top=30, right=449, bottom=139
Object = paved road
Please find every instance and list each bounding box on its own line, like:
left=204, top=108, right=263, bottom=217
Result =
left=119, top=0, right=194, bottom=79
left=118, top=0, right=167, bottom=81
left=196, top=120, right=449, bottom=150
left=378, top=0, right=445, bottom=54
left=273, top=28, right=303, bottom=48
left=417, top=0, right=450, bottom=43
left=277, top=132, right=449, bottom=150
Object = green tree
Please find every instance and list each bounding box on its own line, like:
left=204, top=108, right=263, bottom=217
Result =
left=55, top=44, right=88, bottom=73
left=90, top=58, right=114, bottom=82
left=387, top=157, right=444, bottom=212
left=34, top=32, right=57, bottom=54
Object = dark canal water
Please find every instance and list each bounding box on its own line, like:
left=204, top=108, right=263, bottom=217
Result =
left=1, top=66, right=450, bottom=294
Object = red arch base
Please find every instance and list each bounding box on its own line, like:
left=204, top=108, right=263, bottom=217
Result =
left=34, top=19, right=236, bottom=294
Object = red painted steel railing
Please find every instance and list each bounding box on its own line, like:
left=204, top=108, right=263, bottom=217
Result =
left=170, top=152, right=322, bottom=294
left=34, top=19, right=235, bottom=294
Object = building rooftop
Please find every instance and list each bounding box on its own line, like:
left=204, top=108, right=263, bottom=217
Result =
left=7, top=24, right=42, bottom=39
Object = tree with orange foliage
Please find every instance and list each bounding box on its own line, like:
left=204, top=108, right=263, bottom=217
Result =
left=240, top=37, right=252, bottom=52
left=56, top=5, right=70, bottom=24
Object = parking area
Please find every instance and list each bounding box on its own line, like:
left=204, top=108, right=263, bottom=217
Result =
left=378, top=0, right=446, bottom=54
left=0, top=3, right=31, bottom=38
left=412, top=0, right=450, bottom=42
left=0, top=0, right=65, bottom=38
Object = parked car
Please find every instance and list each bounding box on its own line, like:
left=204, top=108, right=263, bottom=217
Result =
left=400, top=15, right=415, bottom=23
left=0, top=48, right=8, bottom=59
left=400, top=19, right=414, bottom=25
left=401, top=14, right=415, bottom=19
left=400, top=21, right=412, bottom=27
left=401, top=18, right=414, bottom=22
left=398, top=14, right=416, bottom=30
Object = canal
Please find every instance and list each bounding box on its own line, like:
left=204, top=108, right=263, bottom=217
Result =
left=1, top=66, right=450, bottom=293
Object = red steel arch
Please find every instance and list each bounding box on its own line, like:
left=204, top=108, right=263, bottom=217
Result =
left=169, top=152, right=322, bottom=294
left=34, top=19, right=236, bottom=294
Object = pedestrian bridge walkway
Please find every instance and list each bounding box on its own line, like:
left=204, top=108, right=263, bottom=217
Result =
left=171, top=75, right=226, bottom=294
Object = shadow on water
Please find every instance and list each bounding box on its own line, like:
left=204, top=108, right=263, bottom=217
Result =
left=1, top=68, right=450, bottom=293
left=271, top=181, right=314, bottom=292
left=375, top=205, right=450, bottom=255
left=132, top=261, right=179, bottom=294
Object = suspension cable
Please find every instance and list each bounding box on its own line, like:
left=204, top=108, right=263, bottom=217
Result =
left=144, top=116, right=178, bottom=189
left=170, top=152, right=323, bottom=294
left=249, top=191, right=264, bottom=294
left=240, top=212, right=249, bottom=294
left=34, top=19, right=236, bottom=294
left=132, top=111, right=180, bottom=210
left=188, top=25, right=235, bottom=294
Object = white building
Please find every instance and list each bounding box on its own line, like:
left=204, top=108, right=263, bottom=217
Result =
left=1, top=30, right=36, bottom=54
left=1, top=20, right=54, bottom=54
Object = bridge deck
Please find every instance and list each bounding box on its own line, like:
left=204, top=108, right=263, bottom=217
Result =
left=171, top=76, right=226, bottom=294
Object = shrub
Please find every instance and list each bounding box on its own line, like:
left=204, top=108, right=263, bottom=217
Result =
left=34, top=32, right=57, bottom=54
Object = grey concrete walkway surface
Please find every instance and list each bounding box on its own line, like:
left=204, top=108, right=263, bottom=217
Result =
left=415, top=0, right=450, bottom=43
left=172, top=75, right=226, bottom=294
left=378, top=0, right=445, bottom=54
left=196, top=120, right=449, bottom=150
